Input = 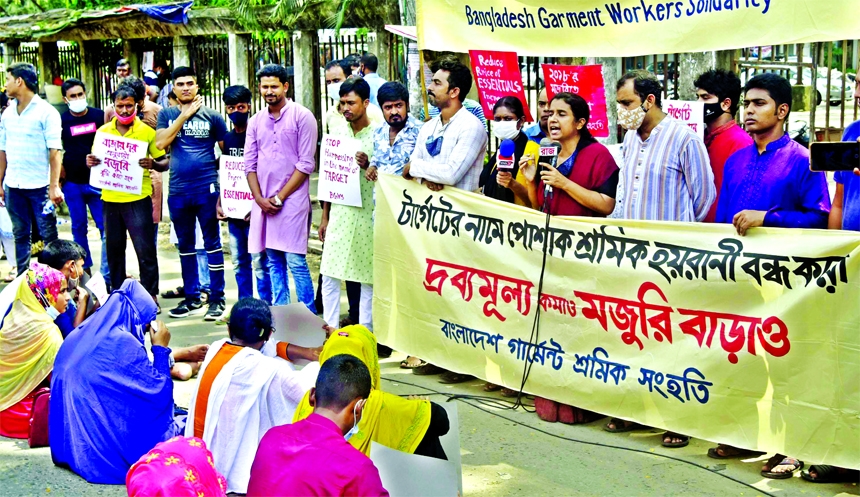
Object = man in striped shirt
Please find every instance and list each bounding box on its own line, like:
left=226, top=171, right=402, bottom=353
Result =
left=611, top=70, right=715, bottom=222
left=605, top=70, right=714, bottom=449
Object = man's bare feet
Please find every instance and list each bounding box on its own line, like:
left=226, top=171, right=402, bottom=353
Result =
left=170, top=361, right=201, bottom=381
left=173, top=344, right=209, bottom=362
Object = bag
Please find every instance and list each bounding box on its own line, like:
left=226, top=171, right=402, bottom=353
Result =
left=28, top=387, right=50, bottom=448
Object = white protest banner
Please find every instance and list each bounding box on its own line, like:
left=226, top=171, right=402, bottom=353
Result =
left=663, top=100, right=704, bottom=141
left=318, top=134, right=362, bottom=208
left=90, top=131, right=147, bottom=195
left=219, top=155, right=254, bottom=219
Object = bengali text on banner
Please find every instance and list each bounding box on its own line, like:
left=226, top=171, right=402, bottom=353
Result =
left=417, top=0, right=860, bottom=57
left=372, top=175, right=860, bottom=469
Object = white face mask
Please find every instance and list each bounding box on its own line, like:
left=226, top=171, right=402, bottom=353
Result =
left=618, top=103, right=647, bottom=131
left=327, top=82, right=342, bottom=102
left=46, top=305, right=61, bottom=320
left=344, top=399, right=364, bottom=441
left=492, top=120, right=521, bottom=140
left=68, top=99, right=87, bottom=113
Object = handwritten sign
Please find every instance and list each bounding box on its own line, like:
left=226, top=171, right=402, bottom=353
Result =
left=90, top=131, right=147, bottom=195
left=468, top=50, right=533, bottom=122
left=541, top=64, right=609, bottom=138
left=318, top=134, right=362, bottom=208
left=663, top=100, right=705, bottom=141
left=219, top=155, right=253, bottom=219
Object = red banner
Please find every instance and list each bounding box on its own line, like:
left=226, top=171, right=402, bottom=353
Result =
left=541, top=64, right=609, bottom=138
left=468, top=50, right=533, bottom=123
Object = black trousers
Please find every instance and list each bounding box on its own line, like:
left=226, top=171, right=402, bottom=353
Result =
left=103, top=197, right=158, bottom=296
left=414, top=402, right=450, bottom=460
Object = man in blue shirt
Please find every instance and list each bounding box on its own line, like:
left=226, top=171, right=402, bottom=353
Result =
left=829, top=80, right=860, bottom=232
left=156, top=67, right=228, bottom=321
left=523, top=87, right=549, bottom=143
left=359, top=53, right=387, bottom=107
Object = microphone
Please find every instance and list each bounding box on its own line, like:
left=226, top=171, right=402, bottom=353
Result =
left=538, top=138, right=562, bottom=200
left=496, top=139, right=516, bottom=172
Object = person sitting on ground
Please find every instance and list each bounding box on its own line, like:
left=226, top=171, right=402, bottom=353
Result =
left=247, top=354, right=389, bottom=497
left=0, top=262, right=67, bottom=439
left=38, top=239, right=92, bottom=336
left=126, top=436, right=228, bottom=497
left=50, top=279, right=183, bottom=484
left=293, top=325, right=450, bottom=460
left=185, top=298, right=322, bottom=494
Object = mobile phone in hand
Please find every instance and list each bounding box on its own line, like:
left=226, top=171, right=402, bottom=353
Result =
left=810, top=142, right=860, bottom=172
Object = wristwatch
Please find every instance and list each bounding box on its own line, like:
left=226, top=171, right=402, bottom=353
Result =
left=271, top=196, right=283, bottom=207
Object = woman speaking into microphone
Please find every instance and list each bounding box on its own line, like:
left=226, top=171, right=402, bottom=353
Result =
left=518, top=92, right=620, bottom=425
left=479, top=96, right=538, bottom=206
left=520, top=92, right=619, bottom=217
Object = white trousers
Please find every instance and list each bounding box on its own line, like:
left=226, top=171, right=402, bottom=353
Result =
left=322, top=275, right=373, bottom=331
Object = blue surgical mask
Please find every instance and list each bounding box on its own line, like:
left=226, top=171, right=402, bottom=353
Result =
left=344, top=400, right=364, bottom=441
left=46, top=305, right=61, bottom=320
left=425, top=135, right=444, bottom=157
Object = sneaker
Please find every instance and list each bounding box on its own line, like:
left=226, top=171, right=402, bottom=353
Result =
left=204, top=300, right=226, bottom=321
left=169, top=299, right=205, bottom=318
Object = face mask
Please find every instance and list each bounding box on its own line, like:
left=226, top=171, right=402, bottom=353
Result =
left=116, top=107, right=137, bottom=125
left=228, top=111, right=249, bottom=127
left=344, top=400, right=364, bottom=441
left=46, top=305, right=61, bottom=320
left=703, top=102, right=725, bottom=124
left=493, top=120, right=521, bottom=140
left=68, top=99, right=87, bottom=113
left=425, top=135, right=444, bottom=157
left=327, top=82, right=342, bottom=101
left=618, top=103, right=647, bottom=131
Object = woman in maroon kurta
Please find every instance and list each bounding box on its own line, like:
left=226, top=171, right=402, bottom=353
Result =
left=519, top=92, right=619, bottom=424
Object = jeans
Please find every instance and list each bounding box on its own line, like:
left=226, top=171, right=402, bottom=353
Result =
left=168, top=191, right=225, bottom=303
left=266, top=249, right=315, bottom=312
left=197, top=249, right=210, bottom=293
left=63, top=182, right=109, bottom=278
left=5, top=186, right=58, bottom=275
left=228, top=219, right=272, bottom=303
left=103, top=197, right=158, bottom=296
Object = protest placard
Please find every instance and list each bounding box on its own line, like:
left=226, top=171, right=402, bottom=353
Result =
left=318, top=134, right=362, bottom=208
left=469, top=50, right=533, bottom=122
left=219, top=155, right=254, bottom=219
left=541, top=64, right=609, bottom=137
left=90, top=131, right=147, bottom=195
left=663, top=100, right=705, bottom=140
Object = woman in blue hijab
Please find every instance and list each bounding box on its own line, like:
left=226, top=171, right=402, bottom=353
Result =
left=50, top=279, right=180, bottom=484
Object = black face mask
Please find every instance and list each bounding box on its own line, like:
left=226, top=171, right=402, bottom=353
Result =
left=229, top=111, right=249, bottom=127
left=703, top=102, right=725, bottom=124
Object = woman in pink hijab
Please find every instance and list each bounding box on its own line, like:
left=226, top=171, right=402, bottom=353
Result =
left=126, top=436, right=227, bottom=497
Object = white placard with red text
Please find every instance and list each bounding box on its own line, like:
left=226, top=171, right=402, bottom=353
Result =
left=90, top=131, right=147, bottom=195
left=663, top=101, right=705, bottom=141
left=219, top=155, right=253, bottom=219
left=318, top=134, right=362, bottom=208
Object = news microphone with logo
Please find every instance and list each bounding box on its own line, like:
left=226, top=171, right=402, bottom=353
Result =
left=538, top=138, right=562, bottom=199
left=496, top=139, right=516, bottom=171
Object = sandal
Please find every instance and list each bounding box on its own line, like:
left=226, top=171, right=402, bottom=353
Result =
left=438, top=372, right=475, bottom=384
left=400, top=357, right=426, bottom=369
left=412, top=363, right=445, bottom=376
left=161, top=286, right=185, bottom=299
left=4, top=270, right=15, bottom=282
left=603, top=418, right=642, bottom=433
left=662, top=432, right=690, bottom=448
left=483, top=382, right=502, bottom=392
left=500, top=388, right=519, bottom=398
left=801, top=465, right=859, bottom=483
left=707, top=444, right=764, bottom=459
left=761, top=454, right=803, bottom=479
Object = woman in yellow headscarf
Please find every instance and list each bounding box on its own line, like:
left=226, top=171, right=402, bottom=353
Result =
left=294, top=325, right=449, bottom=458
left=0, top=262, right=69, bottom=438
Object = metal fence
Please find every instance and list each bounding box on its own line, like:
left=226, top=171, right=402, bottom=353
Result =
left=57, top=43, right=82, bottom=82
left=189, top=35, right=230, bottom=115
left=621, top=53, right=681, bottom=101
left=11, top=42, right=39, bottom=70
left=246, top=34, right=295, bottom=113
left=91, top=39, right=125, bottom=109
left=315, top=31, right=370, bottom=119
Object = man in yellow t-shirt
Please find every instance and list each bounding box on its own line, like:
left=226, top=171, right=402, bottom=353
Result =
left=86, top=84, right=167, bottom=308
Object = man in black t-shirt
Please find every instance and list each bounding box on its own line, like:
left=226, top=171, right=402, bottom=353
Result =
left=61, top=78, right=109, bottom=283
left=216, top=85, right=272, bottom=306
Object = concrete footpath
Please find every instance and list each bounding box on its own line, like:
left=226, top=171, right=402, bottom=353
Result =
left=0, top=223, right=857, bottom=496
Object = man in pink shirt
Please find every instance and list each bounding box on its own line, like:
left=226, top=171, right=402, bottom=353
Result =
left=695, top=69, right=754, bottom=223
left=247, top=354, right=389, bottom=497
left=245, top=64, right=317, bottom=311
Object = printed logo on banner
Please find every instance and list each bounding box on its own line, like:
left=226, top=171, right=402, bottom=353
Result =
left=539, top=146, right=557, bottom=156
left=469, top=50, right=534, bottom=122
left=541, top=64, right=609, bottom=138
left=663, top=100, right=705, bottom=140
